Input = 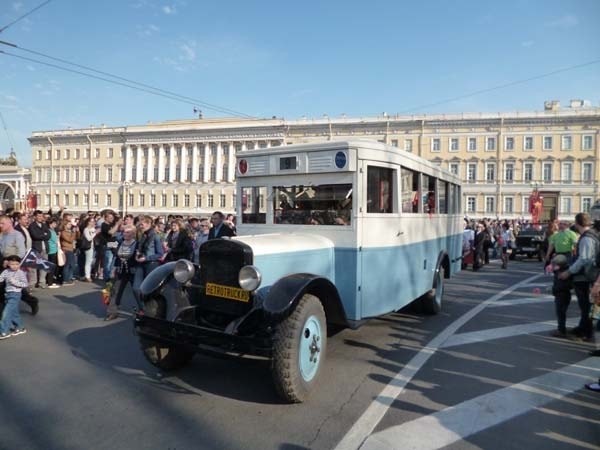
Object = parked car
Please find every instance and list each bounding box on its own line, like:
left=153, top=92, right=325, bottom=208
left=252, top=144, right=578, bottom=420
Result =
left=510, top=225, right=547, bottom=261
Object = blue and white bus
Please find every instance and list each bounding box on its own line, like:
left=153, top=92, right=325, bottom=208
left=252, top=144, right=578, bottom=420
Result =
left=135, top=140, right=463, bottom=402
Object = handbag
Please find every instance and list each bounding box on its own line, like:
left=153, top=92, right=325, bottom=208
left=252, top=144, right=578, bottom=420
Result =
left=57, top=248, right=66, bottom=267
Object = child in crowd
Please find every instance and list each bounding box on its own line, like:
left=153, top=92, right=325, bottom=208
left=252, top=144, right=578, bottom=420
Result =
left=550, top=254, right=572, bottom=338
left=0, top=255, right=30, bottom=339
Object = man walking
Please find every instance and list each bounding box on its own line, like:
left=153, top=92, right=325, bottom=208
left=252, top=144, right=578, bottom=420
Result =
left=27, top=210, right=50, bottom=289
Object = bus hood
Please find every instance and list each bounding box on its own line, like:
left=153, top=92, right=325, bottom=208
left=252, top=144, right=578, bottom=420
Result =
left=233, top=233, right=334, bottom=256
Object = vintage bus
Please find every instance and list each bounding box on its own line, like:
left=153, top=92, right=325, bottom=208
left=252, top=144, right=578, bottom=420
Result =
left=134, top=140, right=463, bottom=402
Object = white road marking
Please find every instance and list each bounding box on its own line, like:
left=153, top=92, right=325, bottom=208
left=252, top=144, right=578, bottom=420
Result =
left=489, top=296, right=553, bottom=307
left=440, top=319, right=578, bottom=349
left=334, top=273, right=545, bottom=450
left=360, top=357, right=600, bottom=450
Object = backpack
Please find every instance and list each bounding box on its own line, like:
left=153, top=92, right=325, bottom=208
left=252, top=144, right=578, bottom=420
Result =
left=578, top=229, right=600, bottom=282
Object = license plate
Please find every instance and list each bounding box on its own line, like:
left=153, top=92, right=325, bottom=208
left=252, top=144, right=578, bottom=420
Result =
left=205, top=282, right=250, bottom=302
left=522, top=247, right=536, bottom=252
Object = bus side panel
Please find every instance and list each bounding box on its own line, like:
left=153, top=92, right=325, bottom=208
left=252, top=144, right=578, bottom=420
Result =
left=334, top=247, right=360, bottom=320
left=359, top=234, right=460, bottom=319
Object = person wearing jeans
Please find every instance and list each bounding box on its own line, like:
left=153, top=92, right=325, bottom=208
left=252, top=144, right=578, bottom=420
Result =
left=59, top=219, right=79, bottom=285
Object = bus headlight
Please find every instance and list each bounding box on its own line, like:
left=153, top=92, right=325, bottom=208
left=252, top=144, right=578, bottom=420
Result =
left=239, top=265, right=262, bottom=291
left=174, top=259, right=195, bottom=284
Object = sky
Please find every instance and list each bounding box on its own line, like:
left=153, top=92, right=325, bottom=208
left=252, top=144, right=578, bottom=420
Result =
left=0, top=0, right=599, bottom=168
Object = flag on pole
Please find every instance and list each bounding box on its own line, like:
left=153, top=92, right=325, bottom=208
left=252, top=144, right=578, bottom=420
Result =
left=20, top=248, right=56, bottom=272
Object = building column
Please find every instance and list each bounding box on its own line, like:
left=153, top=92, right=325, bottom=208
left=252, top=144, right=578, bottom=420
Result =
left=203, top=143, right=210, bottom=183
left=181, top=144, right=188, bottom=183
left=135, top=146, right=142, bottom=183
left=125, top=145, right=133, bottom=182
left=227, top=141, right=235, bottom=182
left=215, top=142, right=223, bottom=182
left=147, top=145, right=155, bottom=183
left=168, top=144, right=176, bottom=182
left=191, top=143, right=199, bottom=183
left=158, top=145, right=165, bottom=183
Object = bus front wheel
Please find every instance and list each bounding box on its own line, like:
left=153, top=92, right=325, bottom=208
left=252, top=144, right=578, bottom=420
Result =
left=415, top=267, right=444, bottom=315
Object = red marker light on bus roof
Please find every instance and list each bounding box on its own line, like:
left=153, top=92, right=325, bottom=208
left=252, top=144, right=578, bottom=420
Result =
left=238, top=159, right=248, bottom=175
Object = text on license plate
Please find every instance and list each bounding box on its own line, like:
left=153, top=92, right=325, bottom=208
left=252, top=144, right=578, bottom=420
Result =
left=522, top=247, right=536, bottom=251
left=205, top=282, right=250, bottom=302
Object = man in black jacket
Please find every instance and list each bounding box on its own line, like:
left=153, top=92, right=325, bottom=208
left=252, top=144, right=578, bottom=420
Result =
left=208, top=211, right=235, bottom=240
left=28, top=210, right=50, bottom=289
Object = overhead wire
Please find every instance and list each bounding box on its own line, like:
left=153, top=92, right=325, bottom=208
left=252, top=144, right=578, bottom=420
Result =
left=0, top=0, right=53, bottom=33
left=0, top=48, right=255, bottom=118
left=0, top=110, right=16, bottom=150
left=398, top=58, right=600, bottom=114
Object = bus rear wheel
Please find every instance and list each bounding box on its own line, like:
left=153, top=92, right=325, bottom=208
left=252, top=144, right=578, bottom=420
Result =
left=415, top=267, right=444, bottom=315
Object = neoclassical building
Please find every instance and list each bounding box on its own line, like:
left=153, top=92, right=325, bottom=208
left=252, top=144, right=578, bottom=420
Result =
left=29, top=100, right=600, bottom=220
left=0, top=150, right=32, bottom=212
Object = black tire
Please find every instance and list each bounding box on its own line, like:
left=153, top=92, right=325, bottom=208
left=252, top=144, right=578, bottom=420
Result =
left=271, top=294, right=327, bottom=403
left=509, top=252, right=516, bottom=261
left=138, top=296, right=194, bottom=371
left=417, top=266, right=444, bottom=315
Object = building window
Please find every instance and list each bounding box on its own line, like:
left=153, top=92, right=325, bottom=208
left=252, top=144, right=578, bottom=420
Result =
left=175, top=168, right=181, bottom=181
left=74, top=194, right=79, bottom=206
left=93, top=167, right=99, bottom=182
left=210, top=165, right=216, bottom=181
left=450, top=138, right=459, bottom=152
left=232, top=193, right=236, bottom=208
left=93, top=193, right=99, bottom=206
left=208, top=194, right=214, bottom=207
left=35, top=169, right=41, bottom=182
left=108, top=148, right=114, bottom=158
left=45, top=168, right=51, bottom=182
left=404, top=139, right=413, bottom=152
left=142, top=168, right=148, bottom=182
left=104, top=167, right=112, bottom=182
left=187, top=167, right=193, bottom=181
left=504, top=162, right=514, bottom=183
left=431, top=138, right=441, bottom=152
left=154, top=167, right=159, bottom=181
left=467, top=196, right=476, bottom=213
left=561, top=197, right=572, bottom=214
left=222, top=165, right=228, bottom=180
left=258, top=141, right=268, bottom=149
left=391, top=139, right=398, bottom=147
left=543, top=162, right=553, bottom=182
left=46, top=149, right=51, bottom=160
left=84, top=168, right=90, bottom=182
left=505, top=137, right=514, bottom=151
left=449, top=163, right=459, bottom=176
left=120, top=167, right=125, bottom=181
left=139, top=193, right=145, bottom=207
left=106, top=194, right=111, bottom=206
left=128, top=193, right=134, bottom=207
left=184, top=194, right=190, bottom=207
left=524, top=136, right=534, bottom=151
left=83, top=148, right=90, bottom=159
left=467, top=163, right=477, bottom=183
left=54, top=168, right=60, bottom=181
left=37, top=150, right=42, bottom=160
left=161, top=194, right=167, bottom=207
left=54, top=193, right=59, bottom=206
left=64, top=193, right=69, bottom=206
left=74, top=168, right=80, bottom=182
left=485, top=196, right=495, bottom=214
left=220, top=194, right=226, bottom=208
left=468, top=138, right=477, bottom=151
left=582, top=135, right=594, bottom=150
left=196, top=194, right=202, bottom=208
left=561, top=135, right=572, bottom=150
left=561, top=162, right=573, bottom=183
left=582, top=197, right=593, bottom=213
left=485, top=163, right=495, bottom=183
left=522, top=196, right=529, bottom=213
left=172, top=194, right=178, bottom=207
left=543, top=136, right=553, bottom=150
left=582, top=162, right=593, bottom=183
left=246, top=142, right=255, bottom=151
left=75, top=148, right=80, bottom=159
left=55, top=149, right=61, bottom=160
left=94, top=148, right=100, bottom=158
left=504, top=197, right=514, bottom=214
left=486, top=137, right=496, bottom=151
left=65, top=149, right=70, bottom=159
left=164, top=167, right=169, bottom=181
left=150, top=194, right=156, bottom=207
left=198, top=166, right=204, bottom=180
left=64, top=168, right=70, bottom=183
left=523, top=163, right=533, bottom=182
left=210, top=143, right=218, bottom=156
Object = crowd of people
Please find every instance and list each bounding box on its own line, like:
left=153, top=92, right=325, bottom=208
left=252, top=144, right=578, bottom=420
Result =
left=0, top=207, right=237, bottom=335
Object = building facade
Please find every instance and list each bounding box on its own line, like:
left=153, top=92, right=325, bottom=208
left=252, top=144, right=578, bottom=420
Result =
left=29, top=100, right=600, bottom=220
left=0, top=150, right=32, bottom=212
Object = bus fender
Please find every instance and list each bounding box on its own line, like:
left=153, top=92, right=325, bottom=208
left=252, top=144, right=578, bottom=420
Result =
left=263, top=273, right=348, bottom=326
left=139, top=261, right=177, bottom=299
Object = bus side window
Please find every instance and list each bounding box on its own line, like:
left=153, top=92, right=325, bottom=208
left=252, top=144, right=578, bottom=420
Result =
left=367, top=166, right=395, bottom=213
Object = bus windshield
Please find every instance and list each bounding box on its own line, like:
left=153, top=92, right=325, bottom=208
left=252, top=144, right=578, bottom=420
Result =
left=273, top=184, right=352, bottom=225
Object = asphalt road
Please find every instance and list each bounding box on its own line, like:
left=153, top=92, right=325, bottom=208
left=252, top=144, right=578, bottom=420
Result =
left=1, top=259, right=599, bottom=450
